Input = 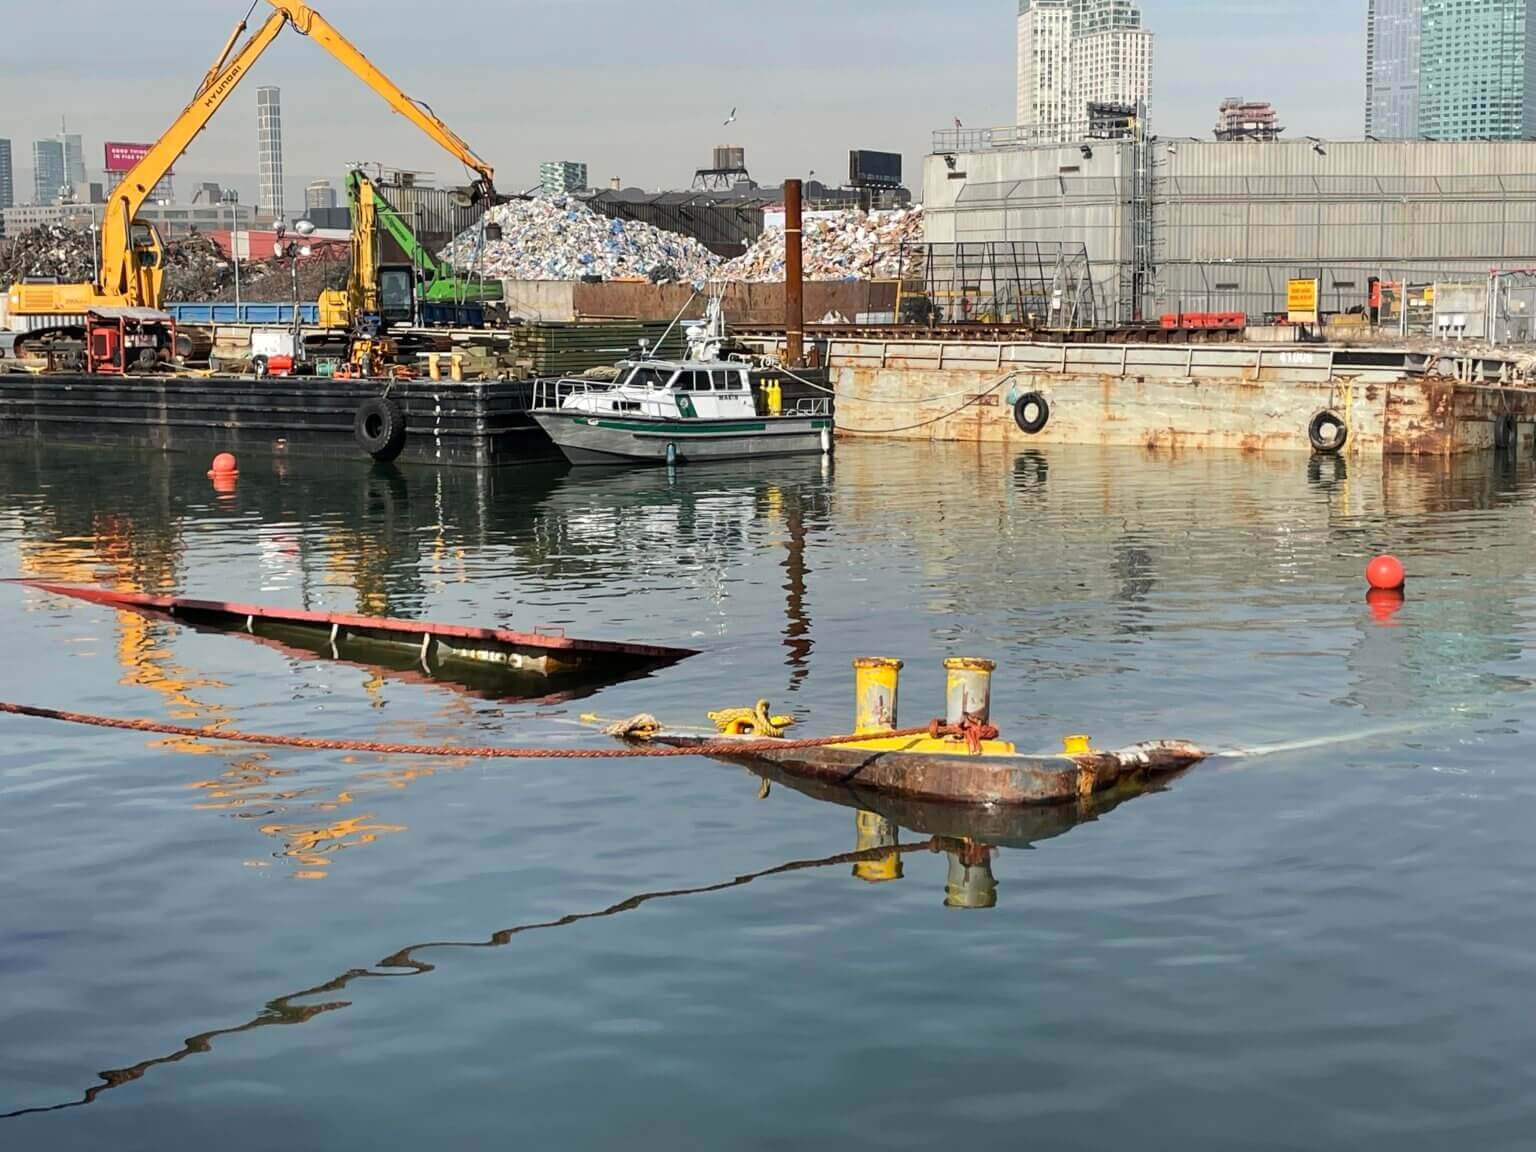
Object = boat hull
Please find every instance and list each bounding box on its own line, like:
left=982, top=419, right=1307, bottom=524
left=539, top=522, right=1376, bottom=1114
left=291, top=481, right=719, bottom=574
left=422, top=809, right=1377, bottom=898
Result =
left=530, top=411, right=832, bottom=466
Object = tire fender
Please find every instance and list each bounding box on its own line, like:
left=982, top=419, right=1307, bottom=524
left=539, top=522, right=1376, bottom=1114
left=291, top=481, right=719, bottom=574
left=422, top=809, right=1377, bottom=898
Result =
left=1308, top=410, right=1348, bottom=455
left=354, top=396, right=408, bottom=462
left=1013, top=392, right=1051, bottom=435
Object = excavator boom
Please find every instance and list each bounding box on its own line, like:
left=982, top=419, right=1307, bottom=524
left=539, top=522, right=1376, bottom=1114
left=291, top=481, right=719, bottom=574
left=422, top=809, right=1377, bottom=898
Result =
left=361, top=173, right=503, bottom=303
left=272, top=2, right=495, bottom=200
left=9, top=0, right=497, bottom=324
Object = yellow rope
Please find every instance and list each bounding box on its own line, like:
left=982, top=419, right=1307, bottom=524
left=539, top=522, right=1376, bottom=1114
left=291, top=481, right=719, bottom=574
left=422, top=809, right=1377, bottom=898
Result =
left=707, top=700, right=797, bottom=738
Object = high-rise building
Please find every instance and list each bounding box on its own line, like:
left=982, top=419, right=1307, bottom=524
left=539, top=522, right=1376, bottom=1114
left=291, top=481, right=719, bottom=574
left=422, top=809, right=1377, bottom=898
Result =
left=61, top=132, right=86, bottom=189
left=32, top=139, right=66, bottom=205
left=1418, top=0, right=1535, bottom=139
left=305, top=179, right=338, bottom=211
left=538, top=160, right=589, bottom=195
left=1016, top=1, right=1075, bottom=137
left=0, top=139, right=13, bottom=210
left=257, top=86, right=285, bottom=220
left=1072, top=15, right=1153, bottom=115
left=1016, top=0, right=1152, bottom=140
left=1366, top=0, right=1423, bottom=138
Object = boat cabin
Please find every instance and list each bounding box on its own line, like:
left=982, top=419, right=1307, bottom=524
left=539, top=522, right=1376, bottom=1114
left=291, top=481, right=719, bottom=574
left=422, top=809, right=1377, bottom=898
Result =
left=552, top=359, right=759, bottom=421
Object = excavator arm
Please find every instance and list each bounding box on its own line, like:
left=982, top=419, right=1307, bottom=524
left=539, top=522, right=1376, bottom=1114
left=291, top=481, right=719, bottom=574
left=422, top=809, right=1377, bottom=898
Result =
left=364, top=175, right=502, bottom=303
left=337, top=169, right=502, bottom=326
left=98, top=9, right=289, bottom=306
left=94, top=0, right=496, bottom=309
left=273, top=2, right=496, bottom=202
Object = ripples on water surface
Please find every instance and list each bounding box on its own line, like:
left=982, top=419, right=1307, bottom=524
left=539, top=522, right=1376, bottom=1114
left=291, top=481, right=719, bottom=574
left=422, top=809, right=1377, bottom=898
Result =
left=2, top=440, right=1536, bottom=1148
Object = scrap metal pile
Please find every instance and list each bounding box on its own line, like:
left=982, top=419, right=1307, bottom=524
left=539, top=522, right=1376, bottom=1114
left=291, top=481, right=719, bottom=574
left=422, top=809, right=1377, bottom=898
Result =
left=443, top=197, right=926, bottom=285
left=0, top=224, right=97, bottom=284
left=723, top=208, right=925, bottom=282
left=0, top=223, right=345, bottom=304
left=441, top=196, right=719, bottom=284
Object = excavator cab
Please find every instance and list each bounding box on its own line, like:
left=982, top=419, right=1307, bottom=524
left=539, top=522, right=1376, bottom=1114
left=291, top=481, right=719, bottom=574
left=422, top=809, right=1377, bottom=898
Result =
left=377, top=265, right=417, bottom=328
left=129, top=223, right=166, bottom=310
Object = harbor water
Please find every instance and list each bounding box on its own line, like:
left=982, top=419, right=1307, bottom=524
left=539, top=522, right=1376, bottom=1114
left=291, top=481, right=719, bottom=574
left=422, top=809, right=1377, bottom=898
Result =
left=3, top=439, right=1536, bottom=1148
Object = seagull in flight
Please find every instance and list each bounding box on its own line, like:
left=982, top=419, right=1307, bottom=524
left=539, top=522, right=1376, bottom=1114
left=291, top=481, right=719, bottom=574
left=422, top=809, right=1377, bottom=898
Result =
left=723, top=107, right=738, bottom=127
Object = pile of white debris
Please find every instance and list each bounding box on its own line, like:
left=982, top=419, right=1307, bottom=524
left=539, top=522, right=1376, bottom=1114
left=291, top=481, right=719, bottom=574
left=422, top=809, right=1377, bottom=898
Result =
left=722, top=208, right=925, bottom=282
left=440, top=196, right=720, bottom=284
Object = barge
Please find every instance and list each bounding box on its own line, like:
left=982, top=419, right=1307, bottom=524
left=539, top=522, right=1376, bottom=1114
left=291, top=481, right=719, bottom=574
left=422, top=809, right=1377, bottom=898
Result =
left=0, top=371, right=556, bottom=467
left=748, top=336, right=1536, bottom=456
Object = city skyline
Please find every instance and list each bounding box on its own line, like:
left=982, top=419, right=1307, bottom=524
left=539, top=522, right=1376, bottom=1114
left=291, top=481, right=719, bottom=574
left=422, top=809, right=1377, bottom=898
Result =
left=1, top=0, right=1363, bottom=209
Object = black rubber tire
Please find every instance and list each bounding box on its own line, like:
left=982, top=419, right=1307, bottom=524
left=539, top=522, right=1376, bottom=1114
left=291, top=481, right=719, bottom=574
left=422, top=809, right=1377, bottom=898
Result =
left=1495, top=413, right=1517, bottom=451
left=1013, top=392, right=1051, bottom=435
left=1308, top=410, right=1348, bottom=455
left=251, top=354, right=269, bottom=379
left=354, top=396, right=407, bottom=462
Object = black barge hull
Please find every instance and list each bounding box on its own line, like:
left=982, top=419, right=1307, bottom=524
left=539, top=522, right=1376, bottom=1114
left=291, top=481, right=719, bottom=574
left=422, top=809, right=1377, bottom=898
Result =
left=0, top=373, right=559, bottom=468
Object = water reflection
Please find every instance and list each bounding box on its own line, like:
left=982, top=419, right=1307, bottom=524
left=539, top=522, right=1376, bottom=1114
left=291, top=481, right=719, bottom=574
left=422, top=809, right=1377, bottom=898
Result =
left=0, top=777, right=1136, bottom=1122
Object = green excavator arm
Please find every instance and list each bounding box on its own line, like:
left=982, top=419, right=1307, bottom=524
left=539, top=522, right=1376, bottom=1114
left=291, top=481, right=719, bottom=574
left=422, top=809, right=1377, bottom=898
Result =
left=347, top=170, right=503, bottom=304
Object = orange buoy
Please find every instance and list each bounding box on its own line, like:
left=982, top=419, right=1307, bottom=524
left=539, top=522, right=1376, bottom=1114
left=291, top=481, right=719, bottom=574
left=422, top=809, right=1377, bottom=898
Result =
left=208, top=453, right=238, bottom=479
left=1366, top=554, right=1405, bottom=592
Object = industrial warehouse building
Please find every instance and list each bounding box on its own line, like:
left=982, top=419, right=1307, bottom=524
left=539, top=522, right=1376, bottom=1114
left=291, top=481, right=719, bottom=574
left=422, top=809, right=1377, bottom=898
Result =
left=923, top=133, right=1536, bottom=326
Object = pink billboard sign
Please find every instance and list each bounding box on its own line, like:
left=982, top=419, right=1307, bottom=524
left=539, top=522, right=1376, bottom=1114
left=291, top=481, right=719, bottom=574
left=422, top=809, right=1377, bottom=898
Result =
left=104, top=142, right=172, bottom=175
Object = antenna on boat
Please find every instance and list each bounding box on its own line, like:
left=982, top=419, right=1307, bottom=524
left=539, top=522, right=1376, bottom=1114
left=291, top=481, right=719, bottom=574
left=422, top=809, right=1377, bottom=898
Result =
left=685, top=284, right=728, bottom=362
left=647, top=285, right=703, bottom=363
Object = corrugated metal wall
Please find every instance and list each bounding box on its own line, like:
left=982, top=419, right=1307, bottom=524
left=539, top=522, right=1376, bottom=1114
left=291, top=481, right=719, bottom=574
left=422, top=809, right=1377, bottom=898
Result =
left=927, top=139, right=1536, bottom=321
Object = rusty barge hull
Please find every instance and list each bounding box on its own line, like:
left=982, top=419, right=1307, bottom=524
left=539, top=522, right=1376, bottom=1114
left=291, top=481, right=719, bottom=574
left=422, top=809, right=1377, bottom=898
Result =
left=20, top=582, right=696, bottom=697
left=749, top=338, right=1536, bottom=455
left=659, top=734, right=1207, bottom=808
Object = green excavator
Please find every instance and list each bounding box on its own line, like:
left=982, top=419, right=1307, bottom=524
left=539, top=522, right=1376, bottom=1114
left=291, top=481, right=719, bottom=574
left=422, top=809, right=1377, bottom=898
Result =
left=319, top=168, right=505, bottom=332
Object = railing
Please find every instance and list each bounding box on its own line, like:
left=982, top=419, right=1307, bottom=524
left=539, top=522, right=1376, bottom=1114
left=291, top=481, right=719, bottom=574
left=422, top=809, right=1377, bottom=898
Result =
left=530, top=377, right=614, bottom=411
left=786, top=396, right=832, bottom=417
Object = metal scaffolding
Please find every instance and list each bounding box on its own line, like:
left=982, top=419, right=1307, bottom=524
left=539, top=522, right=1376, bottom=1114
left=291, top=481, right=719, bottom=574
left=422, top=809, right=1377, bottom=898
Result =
left=899, top=241, right=1099, bottom=328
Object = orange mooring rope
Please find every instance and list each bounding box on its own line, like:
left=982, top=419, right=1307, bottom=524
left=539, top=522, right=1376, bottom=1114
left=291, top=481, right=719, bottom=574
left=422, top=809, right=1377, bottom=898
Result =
left=0, top=701, right=998, bottom=761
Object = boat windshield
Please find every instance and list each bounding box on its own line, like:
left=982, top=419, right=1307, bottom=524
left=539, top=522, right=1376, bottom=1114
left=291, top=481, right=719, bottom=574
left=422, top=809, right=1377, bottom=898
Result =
left=625, top=367, right=676, bottom=390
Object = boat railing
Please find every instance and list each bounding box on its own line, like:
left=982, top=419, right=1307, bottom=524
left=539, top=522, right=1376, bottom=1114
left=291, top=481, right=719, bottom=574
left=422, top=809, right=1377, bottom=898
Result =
left=786, top=397, right=832, bottom=417
left=532, top=377, right=615, bottom=410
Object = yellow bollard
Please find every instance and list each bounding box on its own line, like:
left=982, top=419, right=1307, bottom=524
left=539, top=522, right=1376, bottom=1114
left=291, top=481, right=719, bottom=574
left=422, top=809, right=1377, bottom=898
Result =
left=450, top=353, right=464, bottom=382
left=944, top=658, right=997, bottom=725
left=852, top=810, right=903, bottom=884
left=427, top=353, right=441, bottom=381
left=1063, top=734, right=1092, bottom=755
left=853, top=657, right=903, bottom=734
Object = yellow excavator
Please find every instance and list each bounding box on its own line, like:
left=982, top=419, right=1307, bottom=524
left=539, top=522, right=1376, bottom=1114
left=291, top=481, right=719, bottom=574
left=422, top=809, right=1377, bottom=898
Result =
left=5, top=0, right=496, bottom=366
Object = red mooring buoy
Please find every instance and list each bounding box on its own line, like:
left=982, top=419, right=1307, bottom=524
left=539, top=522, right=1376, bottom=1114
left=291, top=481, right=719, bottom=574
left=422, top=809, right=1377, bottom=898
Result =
left=1366, top=554, right=1406, bottom=592
left=208, top=453, right=238, bottom=479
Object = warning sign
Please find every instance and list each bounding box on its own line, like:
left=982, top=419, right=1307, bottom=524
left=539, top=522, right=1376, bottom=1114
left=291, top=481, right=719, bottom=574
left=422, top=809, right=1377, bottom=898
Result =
left=1287, top=278, right=1320, bottom=324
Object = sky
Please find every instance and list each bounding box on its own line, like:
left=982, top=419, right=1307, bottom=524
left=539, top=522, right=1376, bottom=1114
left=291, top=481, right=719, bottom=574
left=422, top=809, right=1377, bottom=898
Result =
left=0, top=0, right=1366, bottom=208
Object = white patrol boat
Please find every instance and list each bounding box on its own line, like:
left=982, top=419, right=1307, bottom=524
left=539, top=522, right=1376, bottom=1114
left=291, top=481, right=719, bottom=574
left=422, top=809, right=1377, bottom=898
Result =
left=528, top=297, right=833, bottom=466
